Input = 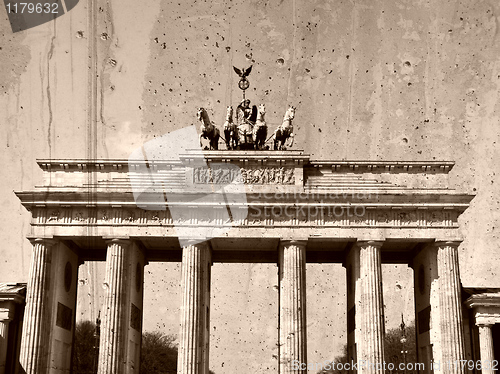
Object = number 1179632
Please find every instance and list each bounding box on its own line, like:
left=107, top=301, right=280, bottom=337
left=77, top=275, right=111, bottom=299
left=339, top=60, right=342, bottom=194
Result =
left=6, top=2, right=59, bottom=14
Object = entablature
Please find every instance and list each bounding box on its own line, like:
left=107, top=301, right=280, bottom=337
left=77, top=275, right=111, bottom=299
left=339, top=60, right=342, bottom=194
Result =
left=16, top=152, right=474, bottom=246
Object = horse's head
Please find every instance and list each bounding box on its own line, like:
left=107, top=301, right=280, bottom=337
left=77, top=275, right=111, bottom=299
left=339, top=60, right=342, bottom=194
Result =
left=283, top=106, right=296, bottom=122
left=226, top=106, right=233, bottom=120
left=258, top=104, right=266, bottom=116
left=197, top=107, right=205, bottom=122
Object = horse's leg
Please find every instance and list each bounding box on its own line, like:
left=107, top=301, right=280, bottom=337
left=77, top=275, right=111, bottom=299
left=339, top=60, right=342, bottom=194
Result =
left=234, top=129, right=239, bottom=149
left=224, top=129, right=231, bottom=149
left=209, top=128, right=214, bottom=150
left=274, top=130, right=281, bottom=150
left=288, top=133, right=295, bottom=147
left=213, top=129, right=220, bottom=150
left=199, top=133, right=203, bottom=148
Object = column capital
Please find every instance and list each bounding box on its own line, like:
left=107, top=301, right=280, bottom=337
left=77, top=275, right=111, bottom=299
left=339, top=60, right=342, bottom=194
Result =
left=434, top=240, right=462, bottom=248
left=28, top=237, right=57, bottom=246
left=476, top=322, right=494, bottom=328
left=355, top=240, right=384, bottom=249
left=279, top=239, right=307, bottom=249
left=475, top=315, right=497, bottom=326
left=182, top=240, right=211, bottom=249
left=0, top=309, right=14, bottom=323
left=104, top=237, right=131, bottom=247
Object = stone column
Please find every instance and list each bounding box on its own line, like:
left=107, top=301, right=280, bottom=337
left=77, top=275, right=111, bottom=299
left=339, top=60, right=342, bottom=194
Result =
left=98, top=239, right=131, bottom=374
left=436, top=241, right=465, bottom=373
left=279, top=240, right=307, bottom=374
left=201, top=246, right=211, bottom=374
left=358, top=241, right=385, bottom=374
left=19, top=238, right=56, bottom=374
left=177, top=242, right=212, bottom=374
left=0, top=320, right=9, bottom=374
left=478, top=324, right=495, bottom=374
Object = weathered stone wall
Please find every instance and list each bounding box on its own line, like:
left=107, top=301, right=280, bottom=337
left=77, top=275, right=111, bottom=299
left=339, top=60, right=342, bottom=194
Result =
left=1, top=0, right=499, bottom=371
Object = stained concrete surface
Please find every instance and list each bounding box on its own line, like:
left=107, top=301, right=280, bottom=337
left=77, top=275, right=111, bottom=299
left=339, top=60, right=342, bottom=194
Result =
left=1, top=0, right=500, bottom=372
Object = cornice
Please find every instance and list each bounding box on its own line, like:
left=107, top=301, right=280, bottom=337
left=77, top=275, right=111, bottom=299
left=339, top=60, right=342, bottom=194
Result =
left=36, top=157, right=455, bottom=173
left=465, top=293, right=500, bottom=309
left=14, top=190, right=473, bottom=209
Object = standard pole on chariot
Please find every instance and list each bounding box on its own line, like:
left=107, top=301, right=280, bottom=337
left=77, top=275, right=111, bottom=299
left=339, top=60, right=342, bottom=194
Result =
left=233, top=65, right=254, bottom=149
left=233, top=65, right=252, bottom=102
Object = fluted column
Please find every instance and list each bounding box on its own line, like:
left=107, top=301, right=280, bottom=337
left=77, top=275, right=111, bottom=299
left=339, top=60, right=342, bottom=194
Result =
left=478, top=324, right=495, bottom=374
left=98, top=239, right=131, bottom=374
left=177, top=242, right=211, bottom=374
left=19, top=238, right=56, bottom=374
left=358, top=241, right=385, bottom=374
left=436, top=241, right=465, bottom=374
left=0, top=320, right=9, bottom=374
left=279, top=240, right=307, bottom=374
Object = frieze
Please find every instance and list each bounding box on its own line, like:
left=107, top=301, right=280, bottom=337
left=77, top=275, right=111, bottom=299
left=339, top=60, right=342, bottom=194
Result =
left=193, top=166, right=295, bottom=185
left=33, top=206, right=459, bottom=228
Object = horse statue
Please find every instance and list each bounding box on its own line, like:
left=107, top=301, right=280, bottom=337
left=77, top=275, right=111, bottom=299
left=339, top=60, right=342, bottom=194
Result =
left=223, top=106, right=238, bottom=150
left=273, top=106, right=295, bottom=150
left=197, top=107, right=220, bottom=150
left=253, top=104, right=267, bottom=150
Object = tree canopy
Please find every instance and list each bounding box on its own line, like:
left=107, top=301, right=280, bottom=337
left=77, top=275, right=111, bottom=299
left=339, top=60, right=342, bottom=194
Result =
left=320, top=322, right=417, bottom=374
left=72, top=321, right=178, bottom=374
left=140, top=331, right=178, bottom=374
left=72, top=320, right=98, bottom=374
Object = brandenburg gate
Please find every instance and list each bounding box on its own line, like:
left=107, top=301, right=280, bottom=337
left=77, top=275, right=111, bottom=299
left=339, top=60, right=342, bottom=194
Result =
left=15, top=150, right=473, bottom=374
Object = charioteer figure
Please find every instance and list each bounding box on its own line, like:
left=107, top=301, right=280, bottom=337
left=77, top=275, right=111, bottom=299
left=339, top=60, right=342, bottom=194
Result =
left=236, top=98, right=257, bottom=147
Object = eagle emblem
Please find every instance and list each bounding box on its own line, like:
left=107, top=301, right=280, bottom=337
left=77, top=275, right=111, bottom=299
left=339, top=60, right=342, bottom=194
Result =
left=233, top=65, right=253, bottom=78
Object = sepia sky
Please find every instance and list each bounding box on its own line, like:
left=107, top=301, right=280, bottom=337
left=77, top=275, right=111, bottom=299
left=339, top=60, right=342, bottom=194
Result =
left=2, top=0, right=500, bottom=372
